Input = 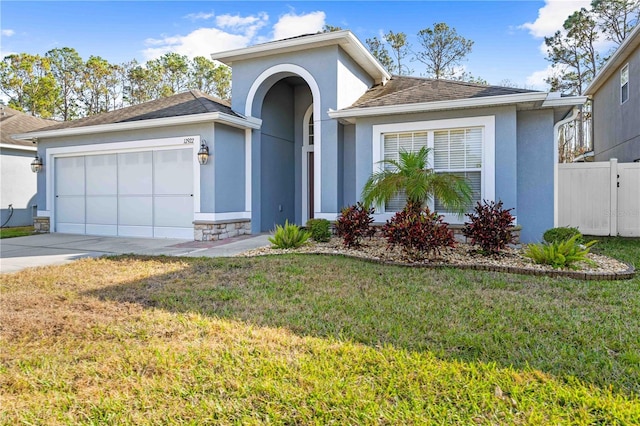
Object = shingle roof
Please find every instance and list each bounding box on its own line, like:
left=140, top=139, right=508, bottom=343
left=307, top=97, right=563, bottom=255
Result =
left=0, top=107, right=57, bottom=147
left=347, top=76, right=540, bottom=109
left=38, top=90, right=238, bottom=132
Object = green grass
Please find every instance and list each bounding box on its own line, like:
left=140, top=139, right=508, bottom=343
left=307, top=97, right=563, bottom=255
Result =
left=1, top=239, right=639, bottom=424
left=0, top=226, right=34, bottom=239
left=585, top=235, right=640, bottom=268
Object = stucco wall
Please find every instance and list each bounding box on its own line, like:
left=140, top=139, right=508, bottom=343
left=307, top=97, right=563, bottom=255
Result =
left=342, top=124, right=357, bottom=207
left=593, top=47, right=640, bottom=162
left=0, top=149, right=37, bottom=226
left=517, top=109, right=555, bottom=243
left=213, top=125, right=246, bottom=213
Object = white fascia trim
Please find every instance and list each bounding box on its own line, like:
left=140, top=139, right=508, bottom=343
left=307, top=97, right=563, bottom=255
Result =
left=212, top=30, right=390, bottom=84
left=12, top=112, right=261, bottom=141
left=541, top=96, right=588, bottom=107
left=194, top=212, right=251, bottom=222
left=371, top=115, right=496, bottom=224
left=328, top=92, right=549, bottom=119
left=585, top=25, right=640, bottom=95
left=0, top=143, right=37, bottom=151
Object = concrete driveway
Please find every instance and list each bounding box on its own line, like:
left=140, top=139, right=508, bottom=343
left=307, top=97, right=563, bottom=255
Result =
left=0, top=233, right=271, bottom=274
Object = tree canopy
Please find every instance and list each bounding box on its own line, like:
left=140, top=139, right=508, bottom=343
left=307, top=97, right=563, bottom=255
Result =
left=1, top=49, right=232, bottom=120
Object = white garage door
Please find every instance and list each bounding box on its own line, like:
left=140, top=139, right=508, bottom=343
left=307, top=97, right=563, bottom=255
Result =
left=55, top=148, right=193, bottom=239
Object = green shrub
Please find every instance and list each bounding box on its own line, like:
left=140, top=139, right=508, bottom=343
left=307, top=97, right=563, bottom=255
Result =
left=524, top=235, right=597, bottom=269
left=305, top=218, right=332, bottom=242
left=543, top=227, right=583, bottom=244
left=269, top=220, right=311, bottom=249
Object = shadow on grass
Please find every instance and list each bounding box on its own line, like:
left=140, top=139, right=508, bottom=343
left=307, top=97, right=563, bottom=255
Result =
left=84, top=253, right=640, bottom=396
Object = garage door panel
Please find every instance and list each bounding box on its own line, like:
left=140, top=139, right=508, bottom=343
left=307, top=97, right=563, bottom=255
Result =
left=118, top=225, right=153, bottom=238
left=154, top=149, right=193, bottom=195
left=86, top=196, right=117, bottom=224
left=57, top=196, right=85, bottom=224
left=86, top=154, right=117, bottom=195
left=118, top=152, right=152, bottom=195
left=119, top=196, right=152, bottom=226
left=86, top=224, right=117, bottom=236
left=154, top=196, right=193, bottom=227
left=56, top=157, right=85, bottom=196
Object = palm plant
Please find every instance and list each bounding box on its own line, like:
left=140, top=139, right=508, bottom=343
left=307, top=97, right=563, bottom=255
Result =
left=362, top=147, right=473, bottom=214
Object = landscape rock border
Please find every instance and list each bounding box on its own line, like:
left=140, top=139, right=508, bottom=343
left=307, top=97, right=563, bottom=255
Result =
left=238, top=238, right=636, bottom=281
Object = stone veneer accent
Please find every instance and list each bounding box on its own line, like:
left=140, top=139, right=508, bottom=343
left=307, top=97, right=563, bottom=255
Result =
left=194, top=219, right=251, bottom=241
left=33, top=216, right=50, bottom=233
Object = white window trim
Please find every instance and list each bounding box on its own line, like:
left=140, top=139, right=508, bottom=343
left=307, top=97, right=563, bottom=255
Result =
left=621, top=63, right=629, bottom=105
left=371, top=115, right=495, bottom=224
left=44, top=135, right=201, bottom=233
left=301, top=104, right=315, bottom=223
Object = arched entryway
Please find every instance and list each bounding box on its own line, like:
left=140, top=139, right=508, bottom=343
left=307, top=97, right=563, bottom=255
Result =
left=245, top=64, right=321, bottom=232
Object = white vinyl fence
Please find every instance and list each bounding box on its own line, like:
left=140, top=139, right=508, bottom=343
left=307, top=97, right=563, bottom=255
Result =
left=558, top=159, right=640, bottom=237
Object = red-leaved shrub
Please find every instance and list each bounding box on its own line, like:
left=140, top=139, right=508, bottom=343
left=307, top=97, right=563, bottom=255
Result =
left=463, top=200, right=515, bottom=255
left=335, top=202, right=375, bottom=247
left=383, top=202, right=455, bottom=260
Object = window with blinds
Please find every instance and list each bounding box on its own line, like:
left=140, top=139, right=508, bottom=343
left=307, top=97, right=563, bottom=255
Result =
left=383, top=132, right=428, bottom=211
left=382, top=127, right=482, bottom=213
left=433, top=128, right=482, bottom=212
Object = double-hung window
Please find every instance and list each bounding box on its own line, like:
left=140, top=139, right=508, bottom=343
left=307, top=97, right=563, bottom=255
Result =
left=374, top=116, right=495, bottom=223
left=621, top=64, right=629, bottom=104
left=433, top=128, right=482, bottom=211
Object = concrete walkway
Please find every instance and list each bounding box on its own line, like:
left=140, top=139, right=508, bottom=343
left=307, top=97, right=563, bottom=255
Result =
left=0, top=233, right=272, bottom=274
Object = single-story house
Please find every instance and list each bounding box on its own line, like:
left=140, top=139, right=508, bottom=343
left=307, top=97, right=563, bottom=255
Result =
left=14, top=30, right=586, bottom=242
left=1, top=106, right=55, bottom=226
left=584, top=24, right=639, bottom=163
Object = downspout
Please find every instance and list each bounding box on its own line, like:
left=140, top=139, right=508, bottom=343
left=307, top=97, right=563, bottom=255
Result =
left=553, top=106, right=580, bottom=227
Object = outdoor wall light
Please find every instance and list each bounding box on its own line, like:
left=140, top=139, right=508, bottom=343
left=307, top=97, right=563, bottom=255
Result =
left=197, top=140, right=210, bottom=165
left=31, top=154, right=43, bottom=173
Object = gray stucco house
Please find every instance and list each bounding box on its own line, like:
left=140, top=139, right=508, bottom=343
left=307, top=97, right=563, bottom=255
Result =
left=1, top=106, right=55, bottom=227
left=15, top=30, right=586, bottom=242
left=585, top=24, right=640, bottom=163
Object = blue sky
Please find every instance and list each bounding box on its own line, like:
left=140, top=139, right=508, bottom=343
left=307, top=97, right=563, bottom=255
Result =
left=1, top=1, right=594, bottom=90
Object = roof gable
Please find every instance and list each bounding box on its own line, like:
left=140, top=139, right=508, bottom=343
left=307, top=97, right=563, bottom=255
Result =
left=212, top=30, right=390, bottom=85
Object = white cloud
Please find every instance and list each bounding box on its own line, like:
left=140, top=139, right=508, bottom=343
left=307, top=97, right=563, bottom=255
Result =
left=1, top=29, right=15, bottom=37
left=272, top=11, right=326, bottom=41
left=184, top=12, right=214, bottom=21
left=143, top=28, right=250, bottom=60
left=525, top=64, right=569, bottom=90
left=216, top=12, right=269, bottom=39
left=142, top=10, right=328, bottom=60
left=520, top=0, right=591, bottom=38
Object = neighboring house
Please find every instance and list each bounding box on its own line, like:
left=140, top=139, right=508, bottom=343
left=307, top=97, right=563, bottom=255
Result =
left=14, top=31, right=586, bottom=243
left=1, top=106, right=55, bottom=227
left=585, top=24, right=640, bottom=163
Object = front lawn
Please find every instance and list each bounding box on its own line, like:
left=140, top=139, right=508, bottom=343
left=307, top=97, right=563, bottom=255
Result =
left=0, top=226, right=34, bottom=239
left=1, top=239, right=638, bottom=424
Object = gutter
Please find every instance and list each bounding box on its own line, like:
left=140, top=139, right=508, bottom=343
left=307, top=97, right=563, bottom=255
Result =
left=0, top=143, right=37, bottom=152
left=12, top=112, right=262, bottom=141
left=328, top=92, right=586, bottom=119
